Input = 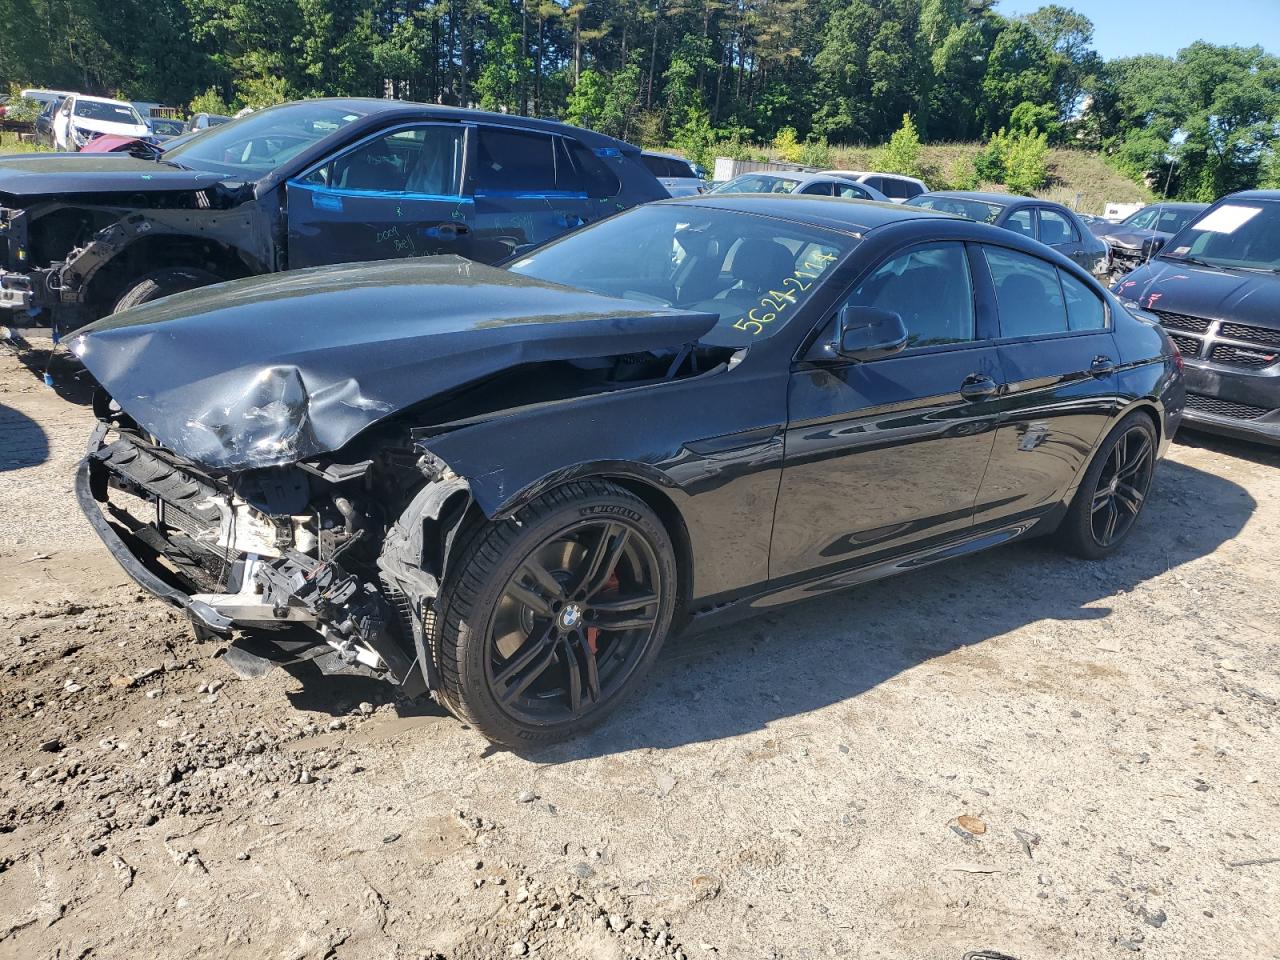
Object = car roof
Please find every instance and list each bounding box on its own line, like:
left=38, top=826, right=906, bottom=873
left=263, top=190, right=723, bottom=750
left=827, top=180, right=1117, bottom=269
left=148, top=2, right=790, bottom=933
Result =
left=1152, top=201, right=1209, bottom=210
left=276, top=97, right=639, bottom=150
left=642, top=150, right=689, bottom=162
left=1221, top=190, right=1280, bottom=201
left=661, top=193, right=954, bottom=236
left=75, top=94, right=137, bottom=107
left=823, top=169, right=924, bottom=183
left=922, top=189, right=1031, bottom=206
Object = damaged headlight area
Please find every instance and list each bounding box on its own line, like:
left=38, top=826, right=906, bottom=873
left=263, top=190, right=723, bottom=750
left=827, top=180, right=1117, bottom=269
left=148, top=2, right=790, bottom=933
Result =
left=78, top=408, right=468, bottom=693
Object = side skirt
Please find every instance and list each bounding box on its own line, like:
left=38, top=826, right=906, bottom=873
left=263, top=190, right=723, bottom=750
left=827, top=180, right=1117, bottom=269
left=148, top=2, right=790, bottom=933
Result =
left=680, top=517, right=1045, bottom=637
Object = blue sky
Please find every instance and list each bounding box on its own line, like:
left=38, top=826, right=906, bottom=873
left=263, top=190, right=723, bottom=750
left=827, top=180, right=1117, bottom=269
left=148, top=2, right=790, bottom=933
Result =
left=994, top=0, right=1280, bottom=60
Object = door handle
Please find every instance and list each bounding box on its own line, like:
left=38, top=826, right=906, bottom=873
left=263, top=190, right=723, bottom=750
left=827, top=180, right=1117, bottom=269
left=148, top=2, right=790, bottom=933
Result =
left=1089, top=355, right=1116, bottom=377
left=959, top=374, right=999, bottom=400
left=425, top=221, right=470, bottom=241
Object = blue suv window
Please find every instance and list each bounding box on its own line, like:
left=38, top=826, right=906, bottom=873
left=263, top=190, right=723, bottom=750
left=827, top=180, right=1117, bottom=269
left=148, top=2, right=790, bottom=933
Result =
left=305, top=125, right=464, bottom=196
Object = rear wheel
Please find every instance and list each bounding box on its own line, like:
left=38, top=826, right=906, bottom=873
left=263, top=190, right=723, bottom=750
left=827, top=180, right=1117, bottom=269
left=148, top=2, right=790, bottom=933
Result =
left=430, top=480, right=677, bottom=746
left=112, top=267, right=222, bottom=313
left=1057, top=411, right=1157, bottom=559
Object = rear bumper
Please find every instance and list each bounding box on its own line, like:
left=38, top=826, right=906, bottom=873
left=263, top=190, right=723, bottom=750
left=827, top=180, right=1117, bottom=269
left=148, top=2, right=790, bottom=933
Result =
left=1181, top=360, right=1280, bottom=446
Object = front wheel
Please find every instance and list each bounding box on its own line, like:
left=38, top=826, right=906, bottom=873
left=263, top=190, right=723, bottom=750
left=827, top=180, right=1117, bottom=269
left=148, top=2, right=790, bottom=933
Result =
left=1057, top=411, right=1158, bottom=560
left=112, top=267, right=223, bottom=314
left=430, top=480, right=678, bottom=746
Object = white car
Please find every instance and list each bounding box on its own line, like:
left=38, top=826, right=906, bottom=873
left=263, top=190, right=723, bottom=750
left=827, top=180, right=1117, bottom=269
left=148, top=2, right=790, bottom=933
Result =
left=640, top=151, right=707, bottom=197
left=52, top=95, right=151, bottom=152
left=818, top=170, right=928, bottom=203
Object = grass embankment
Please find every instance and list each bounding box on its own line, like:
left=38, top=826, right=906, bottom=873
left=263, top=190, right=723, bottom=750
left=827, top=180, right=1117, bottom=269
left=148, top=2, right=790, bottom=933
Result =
left=755, top=142, right=1155, bottom=216
left=0, top=131, right=47, bottom=154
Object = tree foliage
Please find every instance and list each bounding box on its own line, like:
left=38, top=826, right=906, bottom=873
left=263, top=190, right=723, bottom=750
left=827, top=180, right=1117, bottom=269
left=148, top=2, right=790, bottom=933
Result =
left=0, top=0, right=1276, bottom=196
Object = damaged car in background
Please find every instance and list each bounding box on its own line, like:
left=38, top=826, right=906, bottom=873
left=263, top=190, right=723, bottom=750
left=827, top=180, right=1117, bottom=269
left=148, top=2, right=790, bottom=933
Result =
left=0, top=97, right=665, bottom=336
left=1090, top=201, right=1208, bottom=281
left=75, top=196, right=1183, bottom=745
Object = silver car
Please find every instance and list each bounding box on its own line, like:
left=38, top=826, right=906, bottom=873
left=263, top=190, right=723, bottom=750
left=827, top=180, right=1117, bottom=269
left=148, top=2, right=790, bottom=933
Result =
left=641, top=151, right=707, bottom=197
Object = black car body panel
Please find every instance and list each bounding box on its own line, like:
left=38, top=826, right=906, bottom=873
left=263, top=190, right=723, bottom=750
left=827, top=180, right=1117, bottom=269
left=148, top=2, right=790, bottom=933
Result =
left=76, top=196, right=1182, bottom=693
left=1116, top=251, right=1280, bottom=445
left=0, top=98, right=665, bottom=333
left=73, top=256, right=718, bottom=471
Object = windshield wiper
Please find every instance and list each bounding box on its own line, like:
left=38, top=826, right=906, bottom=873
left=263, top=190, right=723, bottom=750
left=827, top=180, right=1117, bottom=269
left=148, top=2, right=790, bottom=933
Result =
left=1161, top=255, right=1222, bottom=270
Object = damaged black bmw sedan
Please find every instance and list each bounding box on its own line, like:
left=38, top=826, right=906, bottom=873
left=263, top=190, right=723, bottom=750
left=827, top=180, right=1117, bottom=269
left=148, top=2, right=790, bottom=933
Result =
left=75, top=196, right=1184, bottom=745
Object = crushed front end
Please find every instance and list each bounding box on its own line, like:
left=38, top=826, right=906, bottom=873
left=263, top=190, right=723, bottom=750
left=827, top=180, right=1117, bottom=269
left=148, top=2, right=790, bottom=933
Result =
left=77, top=408, right=459, bottom=691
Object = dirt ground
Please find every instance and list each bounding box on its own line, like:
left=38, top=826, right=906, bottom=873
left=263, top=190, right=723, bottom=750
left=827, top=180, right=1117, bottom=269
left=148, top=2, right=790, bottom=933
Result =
left=1, top=339, right=1277, bottom=960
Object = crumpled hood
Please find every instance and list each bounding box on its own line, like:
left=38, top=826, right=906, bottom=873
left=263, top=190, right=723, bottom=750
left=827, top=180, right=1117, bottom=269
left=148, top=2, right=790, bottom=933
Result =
left=73, top=255, right=717, bottom=472
left=0, top=154, right=227, bottom=197
left=1095, top=226, right=1168, bottom=251
left=1114, top=258, right=1280, bottom=327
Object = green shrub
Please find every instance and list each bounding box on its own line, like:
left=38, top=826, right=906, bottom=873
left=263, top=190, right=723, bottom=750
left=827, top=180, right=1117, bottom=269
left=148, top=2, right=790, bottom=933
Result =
left=772, top=126, right=802, bottom=163
left=1004, top=129, right=1050, bottom=194
left=874, top=114, right=923, bottom=178
left=950, top=155, right=980, bottom=191
left=798, top=135, right=832, bottom=169
left=189, top=87, right=234, bottom=117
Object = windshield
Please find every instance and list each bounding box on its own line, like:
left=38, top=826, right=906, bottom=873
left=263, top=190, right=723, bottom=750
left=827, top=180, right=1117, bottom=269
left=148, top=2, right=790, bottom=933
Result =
left=508, top=204, right=854, bottom=348
left=906, top=195, right=1003, bottom=223
left=1162, top=200, right=1280, bottom=272
left=150, top=118, right=184, bottom=136
left=75, top=100, right=144, bottom=125
left=710, top=174, right=800, bottom=195
left=164, top=102, right=367, bottom=178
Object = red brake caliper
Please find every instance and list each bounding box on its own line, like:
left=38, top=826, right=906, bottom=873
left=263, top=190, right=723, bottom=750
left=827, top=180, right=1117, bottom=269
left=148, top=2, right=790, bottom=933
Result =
left=585, top=571, right=620, bottom=654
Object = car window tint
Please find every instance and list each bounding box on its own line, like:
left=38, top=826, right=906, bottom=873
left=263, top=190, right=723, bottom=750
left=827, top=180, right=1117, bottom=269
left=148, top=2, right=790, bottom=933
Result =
left=984, top=246, right=1068, bottom=337
left=306, top=125, right=464, bottom=195
left=565, top=140, right=621, bottom=198
left=799, top=181, right=833, bottom=196
left=863, top=177, right=885, bottom=192
left=1038, top=208, right=1079, bottom=245
left=1005, top=209, right=1035, bottom=237
left=899, top=180, right=924, bottom=199
left=1060, top=270, right=1106, bottom=330
left=844, top=242, right=976, bottom=348
left=834, top=182, right=867, bottom=199
left=881, top=178, right=913, bottom=199
left=474, top=127, right=559, bottom=194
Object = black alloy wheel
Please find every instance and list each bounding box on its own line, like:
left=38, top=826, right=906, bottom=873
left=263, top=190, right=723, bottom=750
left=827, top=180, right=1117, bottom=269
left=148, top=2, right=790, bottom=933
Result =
left=486, top=518, right=663, bottom=724
left=1058, top=411, right=1158, bottom=559
left=430, top=480, right=677, bottom=745
left=1089, top=424, right=1154, bottom=548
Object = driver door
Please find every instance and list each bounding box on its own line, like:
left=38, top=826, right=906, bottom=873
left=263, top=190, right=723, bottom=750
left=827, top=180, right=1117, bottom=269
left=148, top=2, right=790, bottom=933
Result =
left=285, top=123, right=473, bottom=269
left=771, top=241, right=1003, bottom=580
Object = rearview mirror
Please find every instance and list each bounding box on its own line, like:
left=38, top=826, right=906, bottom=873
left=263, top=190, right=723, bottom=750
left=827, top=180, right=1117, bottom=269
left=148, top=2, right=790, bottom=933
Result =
left=837, top=306, right=909, bottom=361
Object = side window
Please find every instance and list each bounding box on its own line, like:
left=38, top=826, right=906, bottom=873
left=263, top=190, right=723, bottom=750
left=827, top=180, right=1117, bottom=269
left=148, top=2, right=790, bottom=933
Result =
left=899, top=180, right=925, bottom=199
left=799, top=181, right=834, bottom=196
left=566, top=140, right=621, bottom=198
left=863, top=177, right=885, bottom=193
left=844, top=242, right=976, bottom=348
left=835, top=182, right=868, bottom=200
left=1005, top=208, right=1035, bottom=237
left=1060, top=270, right=1107, bottom=330
left=1038, top=208, right=1079, bottom=245
left=304, top=125, right=464, bottom=195
left=984, top=246, right=1068, bottom=338
left=474, top=126, right=558, bottom=194
left=882, top=178, right=912, bottom=200
left=1128, top=207, right=1158, bottom=230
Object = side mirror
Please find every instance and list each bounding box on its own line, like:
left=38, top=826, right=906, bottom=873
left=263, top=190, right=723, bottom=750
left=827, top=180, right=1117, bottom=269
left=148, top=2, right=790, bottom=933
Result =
left=836, top=305, right=909, bottom=361
left=1146, top=235, right=1168, bottom=257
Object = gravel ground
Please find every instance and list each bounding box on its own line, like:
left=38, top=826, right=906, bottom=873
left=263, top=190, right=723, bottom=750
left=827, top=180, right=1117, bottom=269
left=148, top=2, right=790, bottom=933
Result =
left=1, top=339, right=1277, bottom=960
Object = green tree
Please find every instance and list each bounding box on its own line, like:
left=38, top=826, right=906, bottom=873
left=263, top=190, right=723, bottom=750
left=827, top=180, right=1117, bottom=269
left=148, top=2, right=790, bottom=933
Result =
left=875, top=113, right=923, bottom=177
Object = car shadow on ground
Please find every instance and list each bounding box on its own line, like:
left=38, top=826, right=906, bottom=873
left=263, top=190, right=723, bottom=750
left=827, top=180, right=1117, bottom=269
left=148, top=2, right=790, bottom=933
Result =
left=1175, top=426, right=1280, bottom=468
left=0, top=402, right=49, bottom=471
left=520, top=456, right=1255, bottom=762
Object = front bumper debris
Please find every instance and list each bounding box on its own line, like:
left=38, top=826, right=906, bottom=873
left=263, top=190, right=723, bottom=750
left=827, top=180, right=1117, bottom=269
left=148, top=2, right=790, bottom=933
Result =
left=78, top=426, right=420, bottom=684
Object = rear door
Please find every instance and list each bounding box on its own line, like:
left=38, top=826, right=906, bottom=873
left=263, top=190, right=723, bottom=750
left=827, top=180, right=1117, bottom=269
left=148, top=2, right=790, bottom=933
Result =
left=772, top=241, right=1003, bottom=579
left=973, top=244, right=1120, bottom=527
left=1035, top=206, right=1089, bottom=271
left=285, top=122, right=472, bottom=269
left=469, top=125, right=591, bottom=261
